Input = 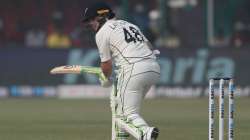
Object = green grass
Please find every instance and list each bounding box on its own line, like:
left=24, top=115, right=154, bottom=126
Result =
left=0, top=98, right=249, bottom=140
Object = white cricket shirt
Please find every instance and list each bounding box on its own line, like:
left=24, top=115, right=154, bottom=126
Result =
left=95, top=19, right=156, bottom=68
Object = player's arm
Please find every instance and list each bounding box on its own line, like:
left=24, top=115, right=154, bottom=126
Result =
left=96, top=39, right=112, bottom=80
left=101, top=59, right=112, bottom=78
left=98, top=54, right=112, bottom=88
left=96, top=29, right=113, bottom=87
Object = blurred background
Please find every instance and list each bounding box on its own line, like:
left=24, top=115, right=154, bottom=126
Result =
left=0, top=0, right=250, bottom=140
left=0, top=0, right=250, bottom=97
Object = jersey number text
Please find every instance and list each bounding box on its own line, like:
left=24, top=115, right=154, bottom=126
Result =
left=123, top=26, right=144, bottom=43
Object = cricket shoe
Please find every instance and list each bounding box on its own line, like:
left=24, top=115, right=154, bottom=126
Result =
left=143, top=127, right=159, bottom=140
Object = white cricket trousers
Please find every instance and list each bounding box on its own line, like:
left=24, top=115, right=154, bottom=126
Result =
left=111, top=59, right=160, bottom=140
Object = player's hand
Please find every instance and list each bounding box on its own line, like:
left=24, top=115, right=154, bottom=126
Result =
left=99, top=78, right=112, bottom=87
left=98, top=72, right=112, bottom=87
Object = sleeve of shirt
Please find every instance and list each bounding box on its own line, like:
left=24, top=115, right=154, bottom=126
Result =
left=95, top=29, right=112, bottom=62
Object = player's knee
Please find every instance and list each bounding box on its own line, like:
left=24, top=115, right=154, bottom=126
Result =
left=123, top=113, right=148, bottom=128
left=123, top=105, right=140, bottom=116
left=126, top=113, right=140, bottom=120
left=122, top=113, right=141, bottom=124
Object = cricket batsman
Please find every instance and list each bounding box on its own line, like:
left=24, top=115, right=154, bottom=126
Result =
left=81, top=2, right=160, bottom=140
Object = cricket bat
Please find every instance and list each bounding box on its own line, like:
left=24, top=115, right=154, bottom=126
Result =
left=50, top=65, right=106, bottom=81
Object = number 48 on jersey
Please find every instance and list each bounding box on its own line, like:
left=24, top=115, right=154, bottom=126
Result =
left=123, top=26, right=144, bottom=43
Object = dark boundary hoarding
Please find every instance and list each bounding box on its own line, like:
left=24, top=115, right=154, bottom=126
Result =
left=0, top=47, right=249, bottom=86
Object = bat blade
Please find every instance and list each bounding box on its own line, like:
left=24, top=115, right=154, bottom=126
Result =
left=50, top=65, right=82, bottom=74
left=50, top=65, right=101, bottom=75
